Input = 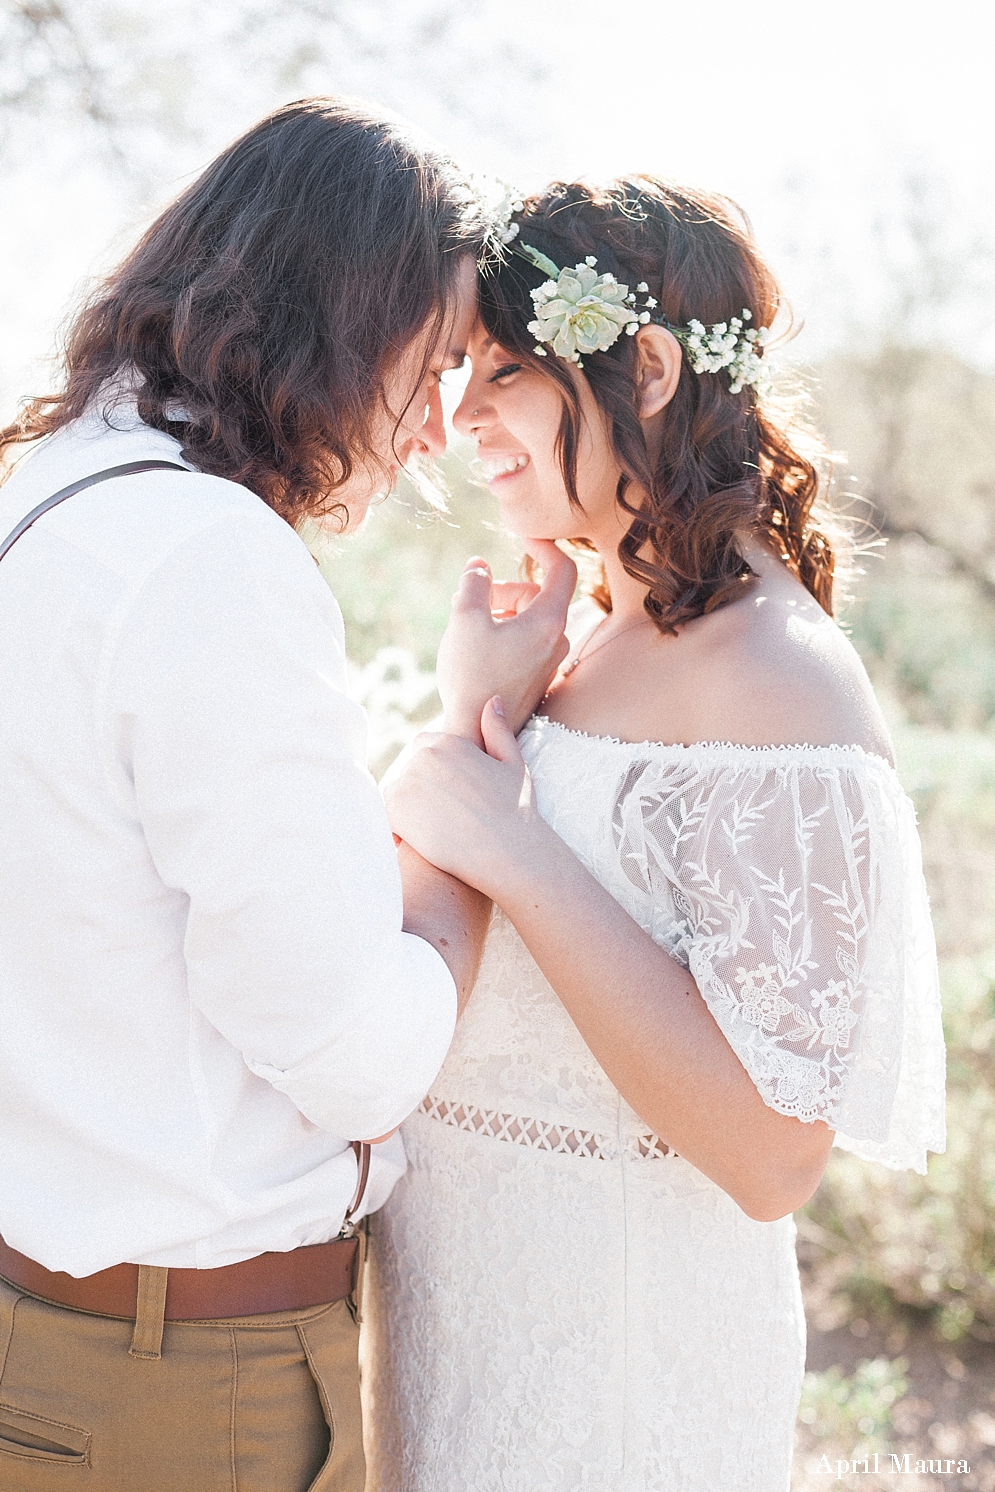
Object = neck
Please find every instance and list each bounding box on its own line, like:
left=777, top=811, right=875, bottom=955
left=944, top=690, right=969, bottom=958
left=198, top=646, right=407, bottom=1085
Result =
left=584, top=499, right=777, bottom=623
left=585, top=498, right=655, bottom=625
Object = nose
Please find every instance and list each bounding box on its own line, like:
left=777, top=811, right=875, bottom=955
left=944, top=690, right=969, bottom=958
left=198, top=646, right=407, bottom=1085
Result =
left=410, top=383, right=447, bottom=461
left=453, top=372, right=487, bottom=439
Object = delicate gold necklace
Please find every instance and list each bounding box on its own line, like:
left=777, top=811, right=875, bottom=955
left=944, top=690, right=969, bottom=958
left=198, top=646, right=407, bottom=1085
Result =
left=560, top=615, right=656, bottom=677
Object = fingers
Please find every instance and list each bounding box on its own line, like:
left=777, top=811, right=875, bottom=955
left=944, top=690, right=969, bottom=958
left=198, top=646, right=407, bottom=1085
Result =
left=490, top=581, right=541, bottom=617
left=480, top=696, right=525, bottom=766
left=522, top=539, right=578, bottom=617
left=451, top=556, right=493, bottom=615
left=408, top=729, right=446, bottom=752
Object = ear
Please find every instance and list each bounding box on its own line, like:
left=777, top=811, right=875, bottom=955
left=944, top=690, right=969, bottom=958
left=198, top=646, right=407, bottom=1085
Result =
left=633, top=324, right=682, bottom=420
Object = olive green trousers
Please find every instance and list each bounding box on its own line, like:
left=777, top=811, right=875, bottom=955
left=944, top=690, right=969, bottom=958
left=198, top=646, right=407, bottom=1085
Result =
left=0, top=1272, right=364, bottom=1491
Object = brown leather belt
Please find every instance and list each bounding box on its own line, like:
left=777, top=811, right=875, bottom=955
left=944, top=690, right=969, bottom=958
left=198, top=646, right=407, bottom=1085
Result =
left=0, top=1232, right=361, bottom=1320
left=0, top=1143, right=373, bottom=1322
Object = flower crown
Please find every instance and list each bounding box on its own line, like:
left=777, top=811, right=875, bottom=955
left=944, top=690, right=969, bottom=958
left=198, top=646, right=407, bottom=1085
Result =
left=511, top=240, right=771, bottom=395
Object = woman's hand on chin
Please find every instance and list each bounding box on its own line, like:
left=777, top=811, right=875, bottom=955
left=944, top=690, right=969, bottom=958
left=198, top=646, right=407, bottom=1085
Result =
left=436, top=539, right=576, bottom=746
left=385, top=697, right=548, bottom=897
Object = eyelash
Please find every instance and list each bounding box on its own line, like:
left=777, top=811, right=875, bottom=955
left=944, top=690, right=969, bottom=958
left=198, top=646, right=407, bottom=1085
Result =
left=488, top=363, right=522, bottom=383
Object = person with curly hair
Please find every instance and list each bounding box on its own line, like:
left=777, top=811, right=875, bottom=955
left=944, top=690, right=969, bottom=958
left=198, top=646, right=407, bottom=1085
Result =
left=370, top=177, right=945, bottom=1492
left=0, top=100, right=572, bottom=1492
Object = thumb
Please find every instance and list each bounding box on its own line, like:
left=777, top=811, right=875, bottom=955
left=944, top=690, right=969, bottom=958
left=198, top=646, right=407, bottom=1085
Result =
left=480, top=696, right=524, bottom=765
left=522, top=538, right=578, bottom=617
left=451, top=556, right=493, bottom=615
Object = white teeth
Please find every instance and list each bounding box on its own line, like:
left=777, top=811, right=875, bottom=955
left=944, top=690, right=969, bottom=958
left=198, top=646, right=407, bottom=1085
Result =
left=481, top=454, right=528, bottom=480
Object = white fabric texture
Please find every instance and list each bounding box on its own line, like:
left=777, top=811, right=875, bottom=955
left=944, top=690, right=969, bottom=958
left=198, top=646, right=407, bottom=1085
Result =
left=0, top=409, right=456, bottom=1276
left=365, top=715, right=944, bottom=1492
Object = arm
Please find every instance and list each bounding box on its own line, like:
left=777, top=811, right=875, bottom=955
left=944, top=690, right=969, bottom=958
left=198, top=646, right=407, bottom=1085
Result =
left=385, top=701, right=834, bottom=1221
left=398, top=840, right=491, bottom=1017
left=111, top=506, right=459, bottom=1142
left=362, top=844, right=491, bottom=1141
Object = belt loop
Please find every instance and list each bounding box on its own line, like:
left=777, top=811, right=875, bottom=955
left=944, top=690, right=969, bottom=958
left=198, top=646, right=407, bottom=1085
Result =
left=129, top=1265, right=168, bottom=1360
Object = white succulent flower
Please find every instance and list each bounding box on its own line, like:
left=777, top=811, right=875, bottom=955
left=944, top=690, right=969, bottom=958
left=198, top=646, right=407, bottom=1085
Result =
left=509, top=243, right=771, bottom=393
left=528, top=259, right=639, bottom=365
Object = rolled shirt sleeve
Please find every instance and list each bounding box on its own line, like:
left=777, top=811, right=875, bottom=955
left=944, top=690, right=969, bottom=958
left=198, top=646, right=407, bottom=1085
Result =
left=104, top=497, right=457, bottom=1140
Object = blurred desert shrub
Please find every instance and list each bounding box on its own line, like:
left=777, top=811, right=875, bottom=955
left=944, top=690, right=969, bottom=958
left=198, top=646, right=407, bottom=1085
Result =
left=820, top=347, right=995, bottom=733
left=317, top=445, right=520, bottom=673
left=799, top=345, right=995, bottom=1344
left=799, top=955, right=995, bottom=1343
left=314, top=445, right=520, bottom=774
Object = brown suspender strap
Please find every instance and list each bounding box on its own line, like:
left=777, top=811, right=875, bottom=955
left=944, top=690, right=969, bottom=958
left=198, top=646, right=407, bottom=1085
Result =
left=0, top=460, right=189, bottom=563
left=341, top=1141, right=372, bottom=1237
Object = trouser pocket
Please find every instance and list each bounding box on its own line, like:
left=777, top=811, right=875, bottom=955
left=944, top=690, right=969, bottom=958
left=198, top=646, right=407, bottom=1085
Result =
left=297, top=1300, right=365, bottom=1492
left=0, top=1404, right=90, bottom=1465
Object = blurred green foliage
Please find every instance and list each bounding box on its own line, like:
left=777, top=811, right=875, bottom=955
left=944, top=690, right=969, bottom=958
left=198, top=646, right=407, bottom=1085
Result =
left=798, top=1357, right=910, bottom=1449
left=804, top=347, right=995, bottom=1343
left=801, top=951, right=995, bottom=1342
left=316, top=446, right=521, bottom=672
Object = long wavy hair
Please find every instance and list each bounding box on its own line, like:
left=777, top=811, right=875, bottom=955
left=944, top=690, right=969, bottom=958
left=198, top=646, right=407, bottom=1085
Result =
left=480, top=177, right=838, bottom=626
left=1, top=98, right=490, bottom=525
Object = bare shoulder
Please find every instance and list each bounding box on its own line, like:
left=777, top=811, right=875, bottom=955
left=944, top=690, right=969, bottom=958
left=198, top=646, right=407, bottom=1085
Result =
left=680, top=564, right=894, bottom=761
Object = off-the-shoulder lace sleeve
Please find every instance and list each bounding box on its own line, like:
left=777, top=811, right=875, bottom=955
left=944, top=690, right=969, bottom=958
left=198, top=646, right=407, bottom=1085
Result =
left=608, top=745, right=945, bottom=1173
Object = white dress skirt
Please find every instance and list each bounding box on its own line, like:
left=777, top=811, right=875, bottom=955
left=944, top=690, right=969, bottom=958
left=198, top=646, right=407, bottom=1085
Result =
left=363, top=718, right=945, bottom=1492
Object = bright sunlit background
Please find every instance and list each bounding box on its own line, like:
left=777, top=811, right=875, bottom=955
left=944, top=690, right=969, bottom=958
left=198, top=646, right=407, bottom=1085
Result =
left=3, top=3, right=995, bottom=1486
left=3, top=0, right=994, bottom=408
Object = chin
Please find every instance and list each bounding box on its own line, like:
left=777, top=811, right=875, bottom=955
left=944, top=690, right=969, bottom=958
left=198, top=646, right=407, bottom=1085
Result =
left=338, top=494, right=385, bottom=535
left=509, top=526, right=581, bottom=545
left=498, top=507, right=573, bottom=544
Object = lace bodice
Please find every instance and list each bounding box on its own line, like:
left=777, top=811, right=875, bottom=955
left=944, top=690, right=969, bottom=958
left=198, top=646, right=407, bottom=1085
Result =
left=434, top=715, right=945, bottom=1174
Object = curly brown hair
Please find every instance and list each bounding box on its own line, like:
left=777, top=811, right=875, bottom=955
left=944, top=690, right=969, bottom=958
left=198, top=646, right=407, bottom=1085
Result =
left=479, top=177, right=838, bottom=627
left=1, top=98, right=491, bottom=525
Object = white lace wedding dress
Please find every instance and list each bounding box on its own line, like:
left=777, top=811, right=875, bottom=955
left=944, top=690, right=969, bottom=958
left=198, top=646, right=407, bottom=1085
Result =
left=363, top=717, right=945, bottom=1492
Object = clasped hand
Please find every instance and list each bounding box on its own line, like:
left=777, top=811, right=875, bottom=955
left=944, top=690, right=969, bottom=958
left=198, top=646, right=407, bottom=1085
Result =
left=436, top=539, right=576, bottom=744
left=385, top=696, right=544, bottom=899
left=387, top=539, right=575, bottom=893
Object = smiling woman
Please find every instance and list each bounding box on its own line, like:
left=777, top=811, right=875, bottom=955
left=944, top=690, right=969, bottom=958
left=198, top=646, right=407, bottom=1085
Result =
left=366, top=175, right=946, bottom=1492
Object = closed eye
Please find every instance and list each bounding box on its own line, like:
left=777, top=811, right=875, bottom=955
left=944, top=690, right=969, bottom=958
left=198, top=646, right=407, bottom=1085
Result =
left=488, top=363, right=523, bottom=383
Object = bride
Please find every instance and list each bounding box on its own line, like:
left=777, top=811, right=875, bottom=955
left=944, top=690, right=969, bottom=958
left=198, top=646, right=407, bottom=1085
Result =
left=365, top=176, right=945, bottom=1491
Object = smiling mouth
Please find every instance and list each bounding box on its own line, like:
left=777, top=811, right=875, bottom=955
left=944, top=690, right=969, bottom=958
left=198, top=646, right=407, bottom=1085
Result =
left=480, top=454, right=530, bottom=483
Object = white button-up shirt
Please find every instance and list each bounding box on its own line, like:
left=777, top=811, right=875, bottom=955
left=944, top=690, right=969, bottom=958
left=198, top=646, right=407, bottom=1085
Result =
left=0, top=407, right=456, bottom=1275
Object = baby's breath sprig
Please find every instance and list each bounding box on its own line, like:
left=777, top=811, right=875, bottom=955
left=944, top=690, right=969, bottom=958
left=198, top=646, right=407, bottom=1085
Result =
left=671, top=311, right=771, bottom=396
left=471, top=174, right=526, bottom=247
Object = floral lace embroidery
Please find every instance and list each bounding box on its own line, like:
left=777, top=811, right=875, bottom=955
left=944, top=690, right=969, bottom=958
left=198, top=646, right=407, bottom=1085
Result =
left=516, top=719, right=944, bottom=1171
left=364, top=723, right=943, bottom=1491
left=418, top=1094, right=672, bottom=1160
